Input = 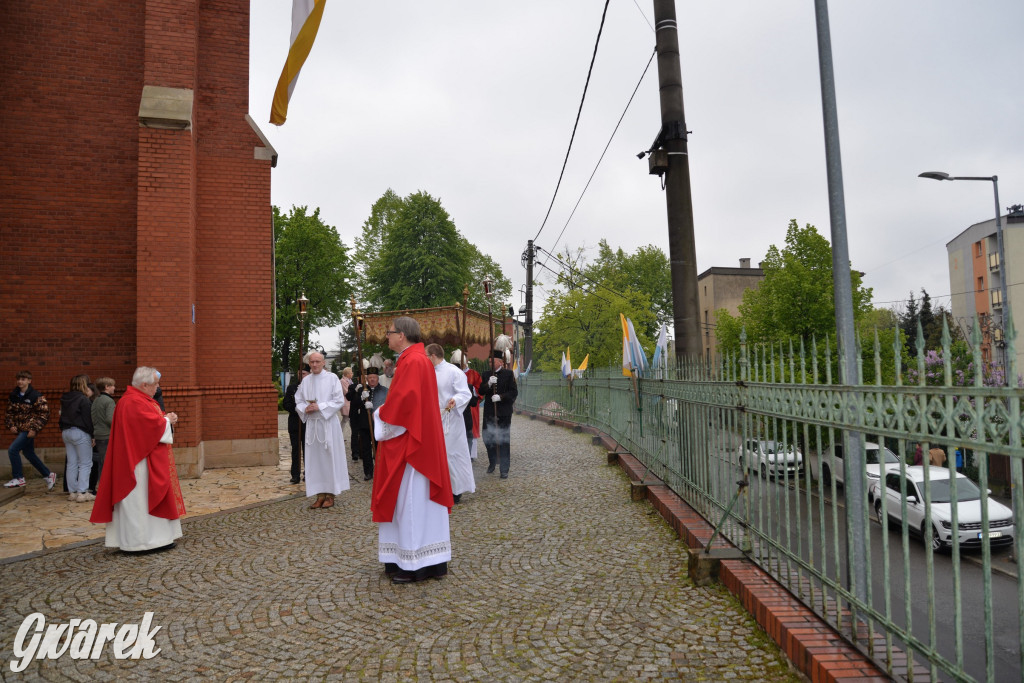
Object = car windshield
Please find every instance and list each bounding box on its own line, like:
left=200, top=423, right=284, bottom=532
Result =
left=865, top=447, right=899, bottom=466
left=929, top=476, right=981, bottom=503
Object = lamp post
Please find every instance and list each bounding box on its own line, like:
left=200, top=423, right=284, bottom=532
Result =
left=919, top=172, right=1007, bottom=377
left=482, top=275, right=495, bottom=371
left=297, top=292, right=309, bottom=379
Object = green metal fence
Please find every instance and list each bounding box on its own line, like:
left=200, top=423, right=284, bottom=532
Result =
left=518, top=322, right=1024, bottom=683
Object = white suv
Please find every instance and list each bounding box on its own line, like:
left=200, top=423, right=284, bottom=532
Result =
left=871, top=467, right=1014, bottom=552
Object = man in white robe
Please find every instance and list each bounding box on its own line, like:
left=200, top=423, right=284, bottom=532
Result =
left=296, top=352, right=349, bottom=509
left=427, top=344, right=474, bottom=502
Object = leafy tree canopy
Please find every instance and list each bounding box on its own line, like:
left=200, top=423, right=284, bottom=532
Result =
left=532, top=242, right=664, bottom=371
left=357, top=190, right=511, bottom=313
left=274, top=205, right=351, bottom=374
left=716, top=220, right=873, bottom=354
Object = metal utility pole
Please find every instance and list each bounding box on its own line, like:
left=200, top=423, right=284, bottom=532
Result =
left=813, top=0, right=867, bottom=619
left=523, top=240, right=535, bottom=369
left=651, top=0, right=701, bottom=360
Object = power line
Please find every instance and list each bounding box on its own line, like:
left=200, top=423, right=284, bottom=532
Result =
left=546, top=46, right=657, bottom=258
left=533, top=0, right=611, bottom=243
left=631, top=0, right=654, bottom=32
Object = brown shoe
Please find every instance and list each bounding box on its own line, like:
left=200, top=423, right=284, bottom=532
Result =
left=309, top=494, right=325, bottom=509
left=321, top=495, right=335, bottom=509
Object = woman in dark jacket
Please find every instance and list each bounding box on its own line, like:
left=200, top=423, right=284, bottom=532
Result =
left=60, top=374, right=94, bottom=502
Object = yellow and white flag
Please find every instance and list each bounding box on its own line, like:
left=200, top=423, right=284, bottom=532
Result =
left=270, top=0, right=327, bottom=126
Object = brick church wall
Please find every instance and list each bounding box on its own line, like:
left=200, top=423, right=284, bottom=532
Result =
left=0, top=0, right=277, bottom=478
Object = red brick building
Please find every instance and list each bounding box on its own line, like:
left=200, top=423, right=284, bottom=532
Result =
left=0, top=1, right=278, bottom=478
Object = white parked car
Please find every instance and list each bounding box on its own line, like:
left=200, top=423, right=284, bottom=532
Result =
left=871, top=467, right=1015, bottom=552
left=819, top=441, right=900, bottom=489
left=742, top=439, right=804, bottom=479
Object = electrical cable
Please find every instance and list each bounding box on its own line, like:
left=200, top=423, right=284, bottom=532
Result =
left=545, top=46, right=657, bottom=259
left=533, top=0, right=611, bottom=243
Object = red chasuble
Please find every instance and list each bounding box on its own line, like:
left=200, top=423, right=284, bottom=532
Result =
left=371, top=342, right=453, bottom=522
left=90, top=386, right=186, bottom=523
left=465, top=368, right=482, bottom=439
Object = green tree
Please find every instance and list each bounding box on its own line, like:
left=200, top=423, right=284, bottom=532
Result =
left=533, top=284, right=655, bottom=372
left=274, top=205, right=351, bottom=374
left=716, top=220, right=873, bottom=354
left=369, top=191, right=471, bottom=310
left=357, top=190, right=511, bottom=313
left=465, top=242, right=512, bottom=313
left=352, top=188, right=403, bottom=306
left=584, top=239, right=672, bottom=338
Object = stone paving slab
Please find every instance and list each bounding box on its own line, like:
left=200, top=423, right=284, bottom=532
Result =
left=0, top=419, right=801, bottom=681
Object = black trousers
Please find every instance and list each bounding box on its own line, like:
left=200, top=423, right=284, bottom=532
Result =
left=288, top=415, right=305, bottom=480
left=483, top=415, right=512, bottom=475
left=353, top=428, right=374, bottom=478
left=89, top=439, right=108, bottom=493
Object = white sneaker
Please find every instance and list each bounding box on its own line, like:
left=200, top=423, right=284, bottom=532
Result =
left=4, top=478, right=26, bottom=488
left=69, top=493, right=78, bottom=502
left=45, top=472, right=57, bottom=490
left=80, top=492, right=95, bottom=502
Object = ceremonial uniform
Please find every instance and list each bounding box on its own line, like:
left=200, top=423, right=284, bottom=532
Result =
left=479, top=364, right=517, bottom=478
left=347, top=379, right=387, bottom=480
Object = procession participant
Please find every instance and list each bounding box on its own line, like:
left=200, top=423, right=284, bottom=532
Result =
left=427, top=345, right=474, bottom=504
left=90, top=367, right=185, bottom=552
left=296, top=352, right=350, bottom=509
left=451, top=350, right=481, bottom=460
left=372, top=317, right=452, bottom=584
left=479, top=336, right=518, bottom=479
left=282, top=365, right=310, bottom=484
left=346, top=355, right=387, bottom=481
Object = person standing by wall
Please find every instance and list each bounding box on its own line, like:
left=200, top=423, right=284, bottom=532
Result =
left=295, top=352, right=349, bottom=509
left=282, top=365, right=310, bottom=484
left=89, top=377, right=117, bottom=495
left=60, top=374, right=95, bottom=502
left=4, top=371, right=56, bottom=490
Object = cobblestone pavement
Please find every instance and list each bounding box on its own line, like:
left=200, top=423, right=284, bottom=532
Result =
left=0, top=418, right=801, bottom=681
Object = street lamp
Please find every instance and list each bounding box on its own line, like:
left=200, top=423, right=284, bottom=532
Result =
left=297, top=292, right=309, bottom=379
left=919, top=171, right=1007, bottom=379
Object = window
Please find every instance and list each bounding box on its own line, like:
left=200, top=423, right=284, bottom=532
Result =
left=978, top=276, right=985, bottom=292
left=975, top=242, right=983, bottom=257
left=992, top=289, right=1003, bottom=306
left=989, top=252, right=1000, bottom=269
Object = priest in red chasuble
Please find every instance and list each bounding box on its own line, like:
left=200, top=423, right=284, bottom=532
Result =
left=91, top=366, right=185, bottom=552
left=372, top=316, right=453, bottom=584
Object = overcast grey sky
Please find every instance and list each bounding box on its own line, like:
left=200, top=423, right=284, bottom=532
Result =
left=249, top=1, right=1023, bottom=347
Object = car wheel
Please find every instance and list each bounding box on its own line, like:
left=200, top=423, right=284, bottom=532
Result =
left=760, top=463, right=767, bottom=479
left=924, top=522, right=946, bottom=552
left=875, top=501, right=885, bottom=527
left=821, top=464, right=831, bottom=487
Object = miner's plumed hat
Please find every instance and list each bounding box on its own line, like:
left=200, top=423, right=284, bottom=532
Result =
left=450, top=349, right=466, bottom=368
left=493, top=334, right=513, bottom=363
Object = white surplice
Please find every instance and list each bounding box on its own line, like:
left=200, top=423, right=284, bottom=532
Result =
left=377, top=464, right=452, bottom=571
left=296, top=370, right=350, bottom=497
left=434, top=361, right=475, bottom=495
left=105, top=419, right=182, bottom=551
